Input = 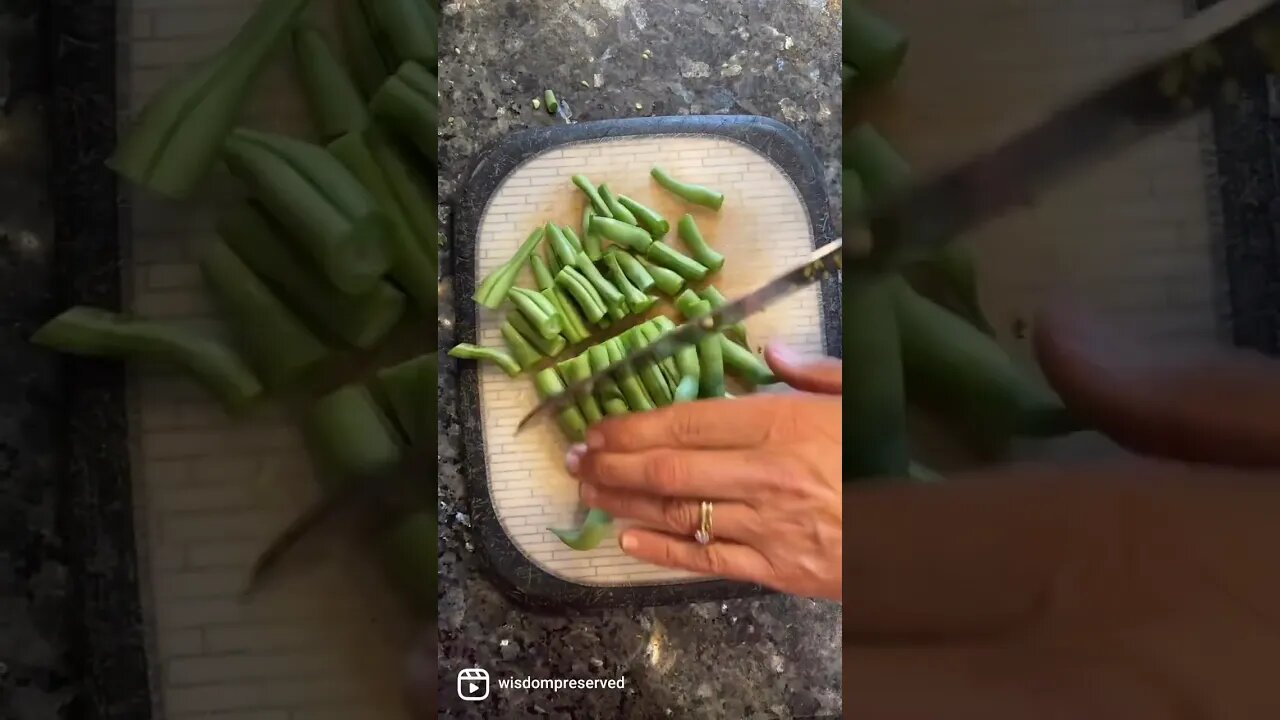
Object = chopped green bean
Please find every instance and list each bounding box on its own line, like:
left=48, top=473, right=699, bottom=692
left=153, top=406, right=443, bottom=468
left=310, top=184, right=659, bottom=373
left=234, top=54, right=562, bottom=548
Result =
left=500, top=321, right=543, bottom=369
left=474, top=226, right=545, bottom=309
left=545, top=287, right=590, bottom=343
left=303, top=384, right=403, bottom=492
left=672, top=375, right=700, bottom=403
left=720, top=336, right=777, bottom=387
left=592, top=216, right=653, bottom=253
left=448, top=343, right=521, bottom=377
left=507, top=310, right=566, bottom=358
left=546, top=223, right=579, bottom=268
left=598, top=184, right=638, bottom=225
left=572, top=174, right=612, bottom=217
left=561, top=225, right=584, bottom=254
left=676, top=214, right=725, bottom=272
left=612, top=250, right=655, bottom=292
left=557, top=267, right=608, bottom=323
left=573, top=252, right=627, bottom=317
left=617, top=195, right=670, bottom=238
left=582, top=207, right=603, bottom=260
left=645, top=240, right=708, bottom=281
left=544, top=89, right=559, bottom=114
left=700, top=285, right=749, bottom=347
left=559, top=354, right=603, bottom=424
left=534, top=368, right=588, bottom=442
left=603, top=253, right=656, bottom=313
left=529, top=253, right=555, bottom=291
left=638, top=255, right=685, bottom=295
left=508, top=287, right=562, bottom=340
left=684, top=300, right=726, bottom=398
left=607, top=337, right=653, bottom=412
left=292, top=26, right=369, bottom=140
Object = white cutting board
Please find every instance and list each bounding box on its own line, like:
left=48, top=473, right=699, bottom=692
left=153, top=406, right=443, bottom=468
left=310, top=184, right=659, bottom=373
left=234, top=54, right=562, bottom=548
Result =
left=473, top=135, right=828, bottom=585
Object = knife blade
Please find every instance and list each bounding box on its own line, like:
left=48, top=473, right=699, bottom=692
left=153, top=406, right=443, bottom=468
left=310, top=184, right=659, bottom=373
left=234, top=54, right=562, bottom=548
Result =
left=516, top=0, right=1280, bottom=432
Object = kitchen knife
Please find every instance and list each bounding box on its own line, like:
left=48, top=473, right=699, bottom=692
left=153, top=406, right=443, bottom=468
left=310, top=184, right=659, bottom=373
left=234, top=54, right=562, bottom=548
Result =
left=516, top=0, right=1280, bottom=433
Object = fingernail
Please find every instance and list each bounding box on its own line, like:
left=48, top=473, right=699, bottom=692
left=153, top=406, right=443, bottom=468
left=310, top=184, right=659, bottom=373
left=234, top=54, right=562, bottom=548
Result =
left=565, top=444, right=586, bottom=475
left=580, top=484, right=597, bottom=503
left=620, top=533, right=637, bottom=552
left=586, top=429, right=605, bottom=450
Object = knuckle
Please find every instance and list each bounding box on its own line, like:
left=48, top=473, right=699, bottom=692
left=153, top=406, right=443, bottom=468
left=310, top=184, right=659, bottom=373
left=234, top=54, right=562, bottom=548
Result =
left=646, top=452, right=688, bottom=493
left=661, top=498, right=699, bottom=532
left=667, top=409, right=704, bottom=444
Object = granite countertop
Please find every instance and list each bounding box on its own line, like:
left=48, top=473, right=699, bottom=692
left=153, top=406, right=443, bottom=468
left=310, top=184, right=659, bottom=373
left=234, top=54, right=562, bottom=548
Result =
left=437, top=1, right=843, bottom=717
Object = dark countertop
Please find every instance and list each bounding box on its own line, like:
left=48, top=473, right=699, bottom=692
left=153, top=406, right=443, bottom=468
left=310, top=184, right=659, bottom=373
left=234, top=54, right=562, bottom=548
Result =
left=436, top=1, right=843, bottom=717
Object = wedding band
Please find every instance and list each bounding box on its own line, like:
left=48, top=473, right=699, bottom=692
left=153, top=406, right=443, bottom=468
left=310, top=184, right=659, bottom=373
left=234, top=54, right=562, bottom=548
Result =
left=695, top=501, right=713, bottom=545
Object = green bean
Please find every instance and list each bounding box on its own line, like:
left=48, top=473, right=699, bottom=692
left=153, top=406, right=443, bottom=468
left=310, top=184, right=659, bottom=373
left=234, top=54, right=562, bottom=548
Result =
left=672, top=375, right=700, bottom=403
left=200, top=240, right=330, bottom=390
left=638, top=255, right=685, bottom=295
left=372, top=353, right=437, bottom=445
left=369, top=72, right=437, bottom=164
left=588, top=344, right=628, bottom=417
left=608, top=337, right=653, bottom=412
left=292, top=26, right=369, bottom=140
left=366, top=0, right=437, bottom=66
left=559, top=354, right=603, bottom=424
left=548, top=508, right=611, bottom=551
left=844, top=3, right=909, bottom=84
left=545, top=287, right=590, bottom=344
left=572, top=174, right=612, bottom=217
left=561, top=225, right=584, bottom=254
left=500, top=321, right=543, bottom=369
left=603, top=253, right=657, bottom=313
left=544, top=89, right=559, bottom=114
left=639, top=321, right=682, bottom=387
left=645, top=240, right=708, bottom=281
left=379, top=512, right=436, bottom=613
left=843, top=279, right=909, bottom=479
left=676, top=214, right=725, bottom=272
left=672, top=334, right=700, bottom=386
left=507, top=310, right=566, bottom=357
left=529, top=253, right=555, bottom=291
left=303, top=384, right=402, bottom=492
left=906, top=245, right=997, bottom=336
left=338, top=0, right=396, bottom=97
left=598, top=184, right=638, bottom=225
left=573, top=252, right=627, bottom=317
left=545, top=242, right=563, bottom=276
left=674, top=289, right=702, bottom=318
left=546, top=223, right=578, bottom=268
left=626, top=327, right=674, bottom=406
left=534, top=368, right=588, bottom=442
left=582, top=207, right=603, bottom=260
left=474, top=226, right=545, bottom=309
left=650, top=166, right=724, bottom=210
left=591, top=216, right=653, bottom=253
left=720, top=335, right=776, bottom=387
left=700, top=285, right=749, bottom=347
left=612, top=250, right=655, bottom=292
left=216, top=202, right=405, bottom=349
left=448, top=343, right=521, bottom=377
left=365, top=126, right=437, bottom=262
left=31, top=307, right=262, bottom=412
left=508, top=287, right=562, bottom=339
left=684, top=300, right=726, bottom=398
left=557, top=267, right=608, bottom=323
left=617, top=195, right=670, bottom=238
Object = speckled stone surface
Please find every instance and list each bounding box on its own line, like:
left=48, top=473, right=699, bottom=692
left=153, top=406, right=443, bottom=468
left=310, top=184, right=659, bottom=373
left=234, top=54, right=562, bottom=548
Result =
left=437, top=1, right=842, bottom=717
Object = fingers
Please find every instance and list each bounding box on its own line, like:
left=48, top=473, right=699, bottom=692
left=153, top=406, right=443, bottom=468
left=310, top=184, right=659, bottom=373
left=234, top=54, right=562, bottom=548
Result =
left=572, top=447, right=790, bottom=500
left=618, top=527, right=775, bottom=585
left=765, top=343, right=842, bottom=394
left=1034, top=301, right=1280, bottom=466
left=583, top=484, right=760, bottom=542
left=585, top=394, right=781, bottom=452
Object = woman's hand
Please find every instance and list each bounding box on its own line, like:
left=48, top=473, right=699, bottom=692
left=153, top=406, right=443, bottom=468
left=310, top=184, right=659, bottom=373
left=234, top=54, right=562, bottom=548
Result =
left=567, top=345, right=844, bottom=601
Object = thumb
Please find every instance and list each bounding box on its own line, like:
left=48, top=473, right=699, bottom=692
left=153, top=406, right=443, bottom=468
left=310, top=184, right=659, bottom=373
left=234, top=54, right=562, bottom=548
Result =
left=765, top=343, right=842, bottom=394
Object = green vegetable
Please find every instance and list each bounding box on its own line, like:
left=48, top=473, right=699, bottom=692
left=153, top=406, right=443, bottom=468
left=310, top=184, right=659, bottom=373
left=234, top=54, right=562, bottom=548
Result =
left=303, top=384, right=402, bottom=491
left=372, top=353, right=438, bottom=444
left=365, top=126, right=438, bottom=263
left=559, top=354, right=603, bottom=424
left=508, top=287, right=562, bottom=340
left=612, top=250, right=655, bottom=292
left=672, top=375, right=700, bottom=404
left=674, top=289, right=702, bottom=319
left=626, top=326, right=674, bottom=407
left=844, top=3, right=909, bottom=84
left=530, top=253, right=555, bottom=291
left=720, top=336, right=776, bottom=387
left=676, top=214, right=725, bottom=272
left=544, top=89, right=560, bottom=114
left=640, top=320, right=682, bottom=387
left=328, top=130, right=436, bottom=315
left=449, top=343, right=521, bottom=377
left=607, top=337, right=654, bottom=411
left=31, top=307, right=262, bottom=412
left=573, top=253, right=627, bottom=318
left=293, top=26, right=370, bottom=140
left=507, top=311, right=567, bottom=358
left=650, top=166, right=725, bottom=210
left=598, top=184, right=638, bottom=225
left=603, top=254, right=657, bottom=313
left=474, top=227, right=545, bottom=309
left=561, top=225, right=584, bottom=255
left=534, top=368, right=588, bottom=442
left=500, top=321, right=543, bottom=369
left=638, top=255, right=685, bottom=295
left=572, top=174, right=612, bottom=217
left=222, top=129, right=392, bottom=295
left=592, top=216, right=654, bottom=253
left=617, top=195, right=670, bottom=238
left=581, top=207, right=603, bottom=260
left=546, top=223, right=579, bottom=268
left=199, top=240, right=329, bottom=390
left=549, top=508, right=611, bottom=551
left=109, top=0, right=314, bottom=199
left=545, top=242, right=564, bottom=276
left=891, top=279, right=1079, bottom=454
left=338, top=0, right=396, bottom=98
left=216, top=202, right=405, bottom=349
left=843, top=279, right=910, bottom=480
left=545, top=287, right=590, bottom=344
left=588, top=344, right=628, bottom=417
left=370, top=65, right=438, bottom=165
left=700, top=285, right=748, bottom=347
left=556, top=267, right=608, bottom=323
left=906, top=245, right=997, bottom=336
left=682, top=300, right=725, bottom=398
left=379, top=512, right=436, bottom=614
left=366, top=0, right=437, bottom=66
left=645, top=240, right=709, bottom=281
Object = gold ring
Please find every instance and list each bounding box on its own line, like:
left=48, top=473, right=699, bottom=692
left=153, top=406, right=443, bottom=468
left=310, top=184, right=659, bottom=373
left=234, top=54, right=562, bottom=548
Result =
left=695, top=501, right=713, bottom=545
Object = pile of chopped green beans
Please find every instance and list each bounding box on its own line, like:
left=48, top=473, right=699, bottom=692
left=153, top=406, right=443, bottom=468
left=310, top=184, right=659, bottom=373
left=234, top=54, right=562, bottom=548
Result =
left=451, top=169, right=786, bottom=550
left=35, top=0, right=441, bottom=616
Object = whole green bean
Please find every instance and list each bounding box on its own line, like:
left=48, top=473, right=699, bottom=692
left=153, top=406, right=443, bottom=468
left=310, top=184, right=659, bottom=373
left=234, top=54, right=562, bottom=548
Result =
left=617, top=195, right=670, bottom=238
left=651, top=166, right=724, bottom=210
left=684, top=300, right=726, bottom=398
left=598, top=184, right=638, bottom=225
left=548, top=507, right=611, bottom=551
left=534, top=368, right=588, bottom=442
left=448, top=343, right=521, bottom=377
left=645, top=240, right=708, bottom=281
left=530, top=253, right=554, bottom=291
left=546, top=223, right=579, bottom=268
left=558, top=354, right=603, bottom=424
left=573, top=252, right=627, bottom=317
left=612, top=250, right=655, bottom=292
left=603, top=254, right=656, bottom=313
left=561, top=225, right=584, bottom=254
left=31, top=307, right=262, bottom=412
left=500, top=321, right=542, bottom=369
left=700, top=285, right=749, bottom=347
left=508, top=287, right=562, bottom=339
left=720, top=336, right=777, bottom=387
left=672, top=375, right=700, bottom=404
left=592, top=216, right=653, bottom=253
left=558, top=267, right=609, bottom=323
left=608, top=337, right=653, bottom=412
left=474, top=226, right=545, bottom=309
left=572, top=174, right=612, bottom=217
left=507, top=311, right=566, bottom=358
left=582, top=207, right=603, bottom=260
left=676, top=214, right=725, bottom=272
left=545, top=287, right=590, bottom=343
